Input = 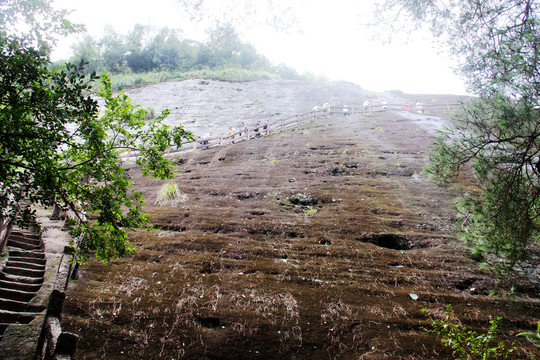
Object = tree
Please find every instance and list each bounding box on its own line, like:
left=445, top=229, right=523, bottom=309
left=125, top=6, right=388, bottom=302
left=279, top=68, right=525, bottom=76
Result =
left=195, top=42, right=212, bottom=68
left=0, top=0, right=84, bottom=48
left=100, top=25, right=127, bottom=72
left=125, top=24, right=154, bottom=73
left=0, top=0, right=194, bottom=263
left=149, top=27, right=183, bottom=71
left=70, top=34, right=103, bottom=74
left=207, top=23, right=242, bottom=67
left=237, top=42, right=267, bottom=69
left=376, top=0, right=540, bottom=270
left=177, top=39, right=199, bottom=70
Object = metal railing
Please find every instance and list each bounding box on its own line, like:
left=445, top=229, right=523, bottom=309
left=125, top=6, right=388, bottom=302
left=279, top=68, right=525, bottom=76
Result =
left=119, top=101, right=462, bottom=162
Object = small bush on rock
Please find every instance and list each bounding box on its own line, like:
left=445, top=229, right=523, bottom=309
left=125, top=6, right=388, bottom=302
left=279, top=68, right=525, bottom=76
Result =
left=155, top=183, right=188, bottom=207
left=421, top=305, right=520, bottom=359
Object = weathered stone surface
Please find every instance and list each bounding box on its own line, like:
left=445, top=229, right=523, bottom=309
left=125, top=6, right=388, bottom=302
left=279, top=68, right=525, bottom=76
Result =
left=59, top=81, right=539, bottom=359
left=0, top=214, right=73, bottom=360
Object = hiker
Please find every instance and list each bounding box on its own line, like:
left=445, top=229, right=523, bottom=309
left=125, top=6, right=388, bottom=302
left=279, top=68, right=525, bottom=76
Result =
left=415, top=100, right=424, bottom=114
left=363, top=100, right=370, bottom=112
left=382, top=100, right=389, bottom=111
left=228, top=126, right=236, bottom=143
left=404, top=101, right=410, bottom=112
left=343, top=105, right=351, bottom=116
left=241, top=122, right=248, bottom=141
left=201, top=132, right=212, bottom=149
left=323, top=103, right=330, bottom=113
left=254, top=120, right=261, bottom=138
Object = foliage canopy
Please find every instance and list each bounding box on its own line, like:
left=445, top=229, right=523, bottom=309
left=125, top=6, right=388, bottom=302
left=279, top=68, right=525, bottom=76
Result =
left=66, top=22, right=306, bottom=84
left=0, top=0, right=194, bottom=263
left=378, top=0, right=540, bottom=270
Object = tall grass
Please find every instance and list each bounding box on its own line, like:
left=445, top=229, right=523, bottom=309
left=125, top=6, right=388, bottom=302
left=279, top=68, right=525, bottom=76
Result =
left=107, top=68, right=282, bottom=92
left=155, top=183, right=188, bottom=207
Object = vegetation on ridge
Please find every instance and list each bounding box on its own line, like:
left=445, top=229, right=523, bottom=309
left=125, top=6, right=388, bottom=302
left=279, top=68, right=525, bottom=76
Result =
left=56, top=23, right=321, bottom=91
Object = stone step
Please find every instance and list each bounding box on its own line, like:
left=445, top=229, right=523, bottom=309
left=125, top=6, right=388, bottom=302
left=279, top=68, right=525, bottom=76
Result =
left=8, top=256, right=46, bottom=266
left=6, top=239, right=41, bottom=251
left=9, top=230, right=40, bottom=241
left=0, top=279, right=41, bottom=292
left=0, top=287, right=36, bottom=302
left=8, top=233, right=41, bottom=245
left=0, top=298, right=44, bottom=313
left=7, top=249, right=45, bottom=260
left=0, top=272, right=43, bottom=285
left=6, top=260, right=45, bottom=271
left=0, top=310, right=37, bottom=324
left=9, top=239, right=40, bottom=249
left=2, top=266, right=45, bottom=279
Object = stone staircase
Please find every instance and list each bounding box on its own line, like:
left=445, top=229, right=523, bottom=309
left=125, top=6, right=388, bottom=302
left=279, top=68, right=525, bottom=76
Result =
left=0, top=228, right=46, bottom=343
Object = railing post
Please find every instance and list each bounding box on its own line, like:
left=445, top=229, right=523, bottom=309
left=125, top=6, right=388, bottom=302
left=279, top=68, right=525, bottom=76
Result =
left=281, top=119, right=283, bottom=132
left=297, top=114, right=300, bottom=124
left=55, top=332, right=79, bottom=359
left=219, top=135, right=223, bottom=146
left=247, top=129, right=250, bottom=141
left=193, top=141, right=197, bottom=151
left=47, top=289, right=66, bottom=318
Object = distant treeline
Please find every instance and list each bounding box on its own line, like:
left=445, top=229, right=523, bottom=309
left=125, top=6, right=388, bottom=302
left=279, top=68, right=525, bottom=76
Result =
left=55, top=23, right=320, bottom=89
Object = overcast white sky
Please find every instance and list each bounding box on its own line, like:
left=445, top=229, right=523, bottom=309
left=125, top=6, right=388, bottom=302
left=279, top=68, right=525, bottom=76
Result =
left=52, top=0, right=468, bottom=95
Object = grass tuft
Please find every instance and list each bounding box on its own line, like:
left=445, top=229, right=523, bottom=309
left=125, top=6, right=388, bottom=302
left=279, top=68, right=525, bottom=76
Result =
left=155, top=183, right=188, bottom=207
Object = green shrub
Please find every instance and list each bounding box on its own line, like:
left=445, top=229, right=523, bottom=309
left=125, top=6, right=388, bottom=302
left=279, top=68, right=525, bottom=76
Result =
left=422, top=305, right=519, bottom=359
left=155, top=183, right=188, bottom=207
left=145, top=107, right=156, bottom=120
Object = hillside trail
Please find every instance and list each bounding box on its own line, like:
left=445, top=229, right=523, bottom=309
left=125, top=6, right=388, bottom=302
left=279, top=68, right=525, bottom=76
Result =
left=121, top=79, right=406, bottom=136
left=62, top=80, right=539, bottom=359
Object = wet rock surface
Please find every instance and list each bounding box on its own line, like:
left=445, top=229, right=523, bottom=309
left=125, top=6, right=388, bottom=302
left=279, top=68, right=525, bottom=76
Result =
left=63, top=80, right=539, bottom=359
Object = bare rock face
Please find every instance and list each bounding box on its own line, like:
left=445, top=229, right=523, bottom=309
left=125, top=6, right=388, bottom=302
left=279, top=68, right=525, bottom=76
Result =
left=288, top=193, right=316, bottom=206
left=61, top=81, right=540, bottom=360
left=121, top=79, right=401, bottom=137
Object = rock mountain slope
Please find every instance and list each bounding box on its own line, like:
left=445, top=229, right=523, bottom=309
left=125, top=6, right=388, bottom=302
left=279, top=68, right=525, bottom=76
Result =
left=122, top=79, right=404, bottom=136
left=63, top=80, right=539, bottom=359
